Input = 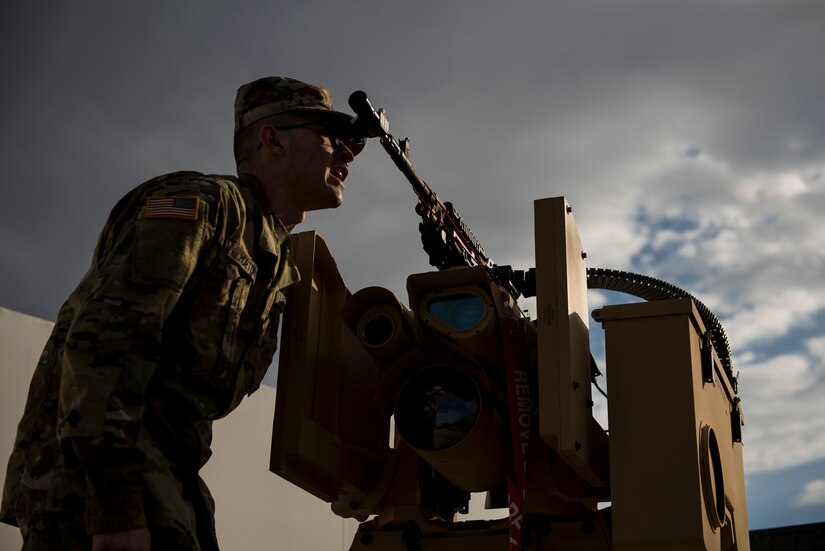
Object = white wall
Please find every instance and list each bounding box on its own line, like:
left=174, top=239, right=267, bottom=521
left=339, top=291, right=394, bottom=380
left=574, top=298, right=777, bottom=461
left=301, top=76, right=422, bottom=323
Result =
left=202, top=386, right=359, bottom=550
left=0, top=307, right=54, bottom=549
left=0, top=307, right=357, bottom=550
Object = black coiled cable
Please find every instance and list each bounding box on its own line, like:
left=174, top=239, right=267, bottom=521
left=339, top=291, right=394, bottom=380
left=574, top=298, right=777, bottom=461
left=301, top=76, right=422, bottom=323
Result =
left=586, top=267, right=734, bottom=384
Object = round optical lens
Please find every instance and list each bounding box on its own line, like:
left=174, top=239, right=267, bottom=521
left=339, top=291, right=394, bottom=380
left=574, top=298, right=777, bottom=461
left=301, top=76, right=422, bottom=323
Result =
left=395, top=366, right=480, bottom=451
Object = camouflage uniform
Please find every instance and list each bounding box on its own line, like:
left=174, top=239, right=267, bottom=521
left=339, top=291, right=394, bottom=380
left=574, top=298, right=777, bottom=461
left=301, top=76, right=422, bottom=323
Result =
left=1, top=76, right=361, bottom=549
left=1, top=170, right=299, bottom=548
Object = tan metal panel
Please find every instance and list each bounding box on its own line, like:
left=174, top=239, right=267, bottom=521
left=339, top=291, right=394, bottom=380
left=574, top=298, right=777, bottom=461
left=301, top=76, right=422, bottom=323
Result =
left=534, top=197, right=608, bottom=488
left=270, top=231, right=389, bottom=504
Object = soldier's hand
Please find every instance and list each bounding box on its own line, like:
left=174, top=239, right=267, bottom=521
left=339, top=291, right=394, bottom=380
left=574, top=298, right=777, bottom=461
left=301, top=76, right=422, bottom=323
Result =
left=91, top=528, right=151, bottom=551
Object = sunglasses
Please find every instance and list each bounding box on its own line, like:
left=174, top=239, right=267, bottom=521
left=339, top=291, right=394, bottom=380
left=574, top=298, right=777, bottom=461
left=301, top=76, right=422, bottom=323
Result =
left=274, top=120, right=367, bottom=154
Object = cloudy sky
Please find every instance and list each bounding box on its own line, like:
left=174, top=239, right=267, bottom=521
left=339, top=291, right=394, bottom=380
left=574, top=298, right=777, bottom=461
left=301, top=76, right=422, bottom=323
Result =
left=3, top=0, right=824, bottom=532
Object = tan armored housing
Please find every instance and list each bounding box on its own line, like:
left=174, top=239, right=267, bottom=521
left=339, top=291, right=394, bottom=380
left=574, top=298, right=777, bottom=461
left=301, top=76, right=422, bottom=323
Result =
left=270, top=197, right=749, bottom=550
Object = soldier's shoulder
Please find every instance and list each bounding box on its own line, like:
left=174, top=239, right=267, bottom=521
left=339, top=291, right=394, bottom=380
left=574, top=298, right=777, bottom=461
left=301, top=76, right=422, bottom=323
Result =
left=104, top=172, right=245, bottom=230
left=137, top=171, right=241, bottom=200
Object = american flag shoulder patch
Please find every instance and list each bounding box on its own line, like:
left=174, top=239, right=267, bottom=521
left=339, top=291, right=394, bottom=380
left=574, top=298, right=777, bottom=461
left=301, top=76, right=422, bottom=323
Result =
left=144, top=196, right=200, bottom=221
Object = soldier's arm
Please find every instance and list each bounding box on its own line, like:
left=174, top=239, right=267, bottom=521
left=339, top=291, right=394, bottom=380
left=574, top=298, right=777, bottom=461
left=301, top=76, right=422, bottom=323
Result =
left=56, top=177, right=222, bottom=534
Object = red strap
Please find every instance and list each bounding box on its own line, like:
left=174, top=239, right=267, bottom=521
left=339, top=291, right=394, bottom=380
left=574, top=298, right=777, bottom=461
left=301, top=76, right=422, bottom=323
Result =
left=501, top=318, right=532, bottom=551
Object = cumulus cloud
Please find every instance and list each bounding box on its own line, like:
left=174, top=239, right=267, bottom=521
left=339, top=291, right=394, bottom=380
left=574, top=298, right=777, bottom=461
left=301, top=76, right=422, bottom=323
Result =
left=601, top=142, right=825, bottom=352
left=732, top=335, right=825, bottom=472
left=605, top=144, right=825, bottom=474
left=795, top=479, right=825, bottom=507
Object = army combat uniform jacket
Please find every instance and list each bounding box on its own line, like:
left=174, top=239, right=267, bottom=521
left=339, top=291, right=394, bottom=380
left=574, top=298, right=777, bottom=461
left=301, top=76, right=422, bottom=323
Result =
left=1, top=171, right=299, bottom=549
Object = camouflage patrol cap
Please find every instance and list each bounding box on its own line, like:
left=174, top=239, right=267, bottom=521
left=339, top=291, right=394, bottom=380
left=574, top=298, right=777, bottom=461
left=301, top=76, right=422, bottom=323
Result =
left=234, top=76, right=355, bottom=137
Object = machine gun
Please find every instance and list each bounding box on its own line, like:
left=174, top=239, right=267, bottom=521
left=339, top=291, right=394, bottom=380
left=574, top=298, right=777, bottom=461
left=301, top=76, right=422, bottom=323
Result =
left=348, top=91, right=735, bottom=386
left=348, top=91, right=528, bottom=301
left=271, top=92, right=751, bottom=550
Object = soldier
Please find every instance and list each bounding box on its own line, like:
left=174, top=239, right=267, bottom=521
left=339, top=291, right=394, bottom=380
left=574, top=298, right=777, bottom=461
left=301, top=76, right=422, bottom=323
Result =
left=1, top=76, right=366, bottom=551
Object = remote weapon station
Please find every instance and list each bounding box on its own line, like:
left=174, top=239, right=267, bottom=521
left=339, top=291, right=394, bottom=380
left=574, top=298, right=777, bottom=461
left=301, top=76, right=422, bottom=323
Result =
left=270, top=92, right=750, bottom=551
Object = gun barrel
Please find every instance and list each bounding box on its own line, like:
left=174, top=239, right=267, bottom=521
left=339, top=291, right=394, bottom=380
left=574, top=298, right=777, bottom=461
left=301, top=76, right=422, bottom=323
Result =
left=348, top=92, right=436, bottom=206
left=350, top=90, right=522, bottom=299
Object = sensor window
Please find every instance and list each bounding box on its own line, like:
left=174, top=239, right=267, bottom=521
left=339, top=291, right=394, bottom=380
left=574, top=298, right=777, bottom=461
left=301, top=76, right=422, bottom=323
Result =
left=426, top=294, right=486, bottom=331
